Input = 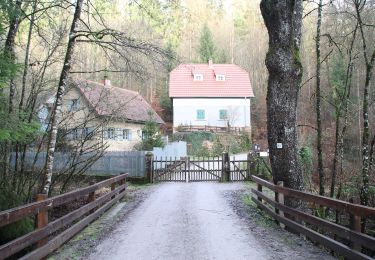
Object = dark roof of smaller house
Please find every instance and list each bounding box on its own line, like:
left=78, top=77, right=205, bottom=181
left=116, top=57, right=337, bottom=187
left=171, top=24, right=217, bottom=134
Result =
left=74, top=80, right=164, bottom=124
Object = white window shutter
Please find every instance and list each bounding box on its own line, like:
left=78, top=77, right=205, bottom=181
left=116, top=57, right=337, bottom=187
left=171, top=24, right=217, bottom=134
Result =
left=128, top=130, right=132, bottom=141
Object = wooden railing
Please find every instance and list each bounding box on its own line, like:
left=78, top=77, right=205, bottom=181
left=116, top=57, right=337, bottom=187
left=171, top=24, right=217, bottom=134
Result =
left=176, top=125, right=247, bottom=134
left=0, top=173, right=128, bottom=260
left=251, top=175, right=375, bottom=260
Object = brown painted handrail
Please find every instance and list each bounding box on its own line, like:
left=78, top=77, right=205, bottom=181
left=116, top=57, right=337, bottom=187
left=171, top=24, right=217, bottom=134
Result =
left=0, top=173, right=128, bottom=260
left=251, top=175, right=375, bottom=218
left=0, top=174, right=127, bottom=228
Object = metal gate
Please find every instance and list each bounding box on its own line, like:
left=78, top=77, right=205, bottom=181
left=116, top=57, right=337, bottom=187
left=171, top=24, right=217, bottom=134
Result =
left=152, top=156, right=249, bottom=182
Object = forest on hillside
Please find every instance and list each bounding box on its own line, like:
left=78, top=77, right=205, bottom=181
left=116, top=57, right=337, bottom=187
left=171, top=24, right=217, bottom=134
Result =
left=0, top=0, right=374, bottom=239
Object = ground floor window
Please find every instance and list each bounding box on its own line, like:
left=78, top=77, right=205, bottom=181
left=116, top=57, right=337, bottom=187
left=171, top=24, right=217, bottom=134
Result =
left=219, top=109, right=228, bottom=120
left=119, top=129, right=132, bottom=140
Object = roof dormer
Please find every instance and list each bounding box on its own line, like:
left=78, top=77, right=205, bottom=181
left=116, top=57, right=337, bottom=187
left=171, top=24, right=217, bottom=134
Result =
left=216, top=74, right=225, bottom=81
left=193, top=73, right=203, bottom=81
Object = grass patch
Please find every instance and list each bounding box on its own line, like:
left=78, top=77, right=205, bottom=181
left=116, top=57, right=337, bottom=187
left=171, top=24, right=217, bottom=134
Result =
left=242, top=182, right=298, bottom=247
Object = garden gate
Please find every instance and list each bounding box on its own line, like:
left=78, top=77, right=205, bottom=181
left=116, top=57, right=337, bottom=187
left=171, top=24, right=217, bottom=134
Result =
left=151, top=153, right=251, bottom=182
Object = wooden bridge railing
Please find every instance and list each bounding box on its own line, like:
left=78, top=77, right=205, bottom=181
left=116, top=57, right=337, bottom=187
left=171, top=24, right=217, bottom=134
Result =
left=0, top=173, right=128, bottom=260
left=251, top=175, right=375, bottom=260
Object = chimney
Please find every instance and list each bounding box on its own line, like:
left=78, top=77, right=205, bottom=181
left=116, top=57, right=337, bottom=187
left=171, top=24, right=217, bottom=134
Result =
left=208, top=59, right=213, bottom=68
left=103, top=75, right=111, bottom=86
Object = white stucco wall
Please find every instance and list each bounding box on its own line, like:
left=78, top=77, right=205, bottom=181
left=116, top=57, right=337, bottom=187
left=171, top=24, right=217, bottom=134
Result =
left=173, top=98, right=251, bottom=128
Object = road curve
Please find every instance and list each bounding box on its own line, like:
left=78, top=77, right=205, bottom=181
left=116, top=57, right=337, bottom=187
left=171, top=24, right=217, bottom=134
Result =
left=89, top=182, right=269, bottom=260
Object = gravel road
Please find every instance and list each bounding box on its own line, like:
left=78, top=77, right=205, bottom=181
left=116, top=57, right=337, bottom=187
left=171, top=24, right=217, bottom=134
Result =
left=88, top=182, right=269, bottom=260
left=86, top=182, right=334, bottom=260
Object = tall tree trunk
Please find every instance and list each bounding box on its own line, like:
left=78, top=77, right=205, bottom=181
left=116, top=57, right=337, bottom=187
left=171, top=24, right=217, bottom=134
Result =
left=355, top=1, right=375, bottom=206
left=2, top=0, right=22, bottom=179
left=15, top=0, right=37, bottom=176
left=360, top=61, right=374, bottom=206
left=330, top=26, right=357, bottom=198
left=19, top=0, right=37, bottom=111
left=41, top=0, right=84, bottom=195
left=315, top=0, right=324, bottom=196
left=260, top=0, right=304, bottom=200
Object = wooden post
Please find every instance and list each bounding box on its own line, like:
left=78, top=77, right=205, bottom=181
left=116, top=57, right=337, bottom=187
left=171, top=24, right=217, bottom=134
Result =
left=145, top=152, right=153, bottom=183
left=257, top=184, right=263, bottom=202
left=87, top=181, right=96, bottom=214
left=36, top=194, right=48, bottom=248
left=275, top=181, right=285, bottom=229
left=349, top=197, right=362, bottom=251
left=247, top=152, right=253, bottom=180
left=111, top=182, right=116, bottom=199
left=185, top=156, right=190, bottom=183
left=222, top=152, right=230, bottom=182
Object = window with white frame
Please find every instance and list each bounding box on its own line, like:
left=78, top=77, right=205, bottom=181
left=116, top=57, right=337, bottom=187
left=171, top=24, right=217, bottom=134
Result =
left=193, top=74, right=203, bottom=81
left=216, top=74, right=225, bottom=81
left=106, top=128, right=115, bottom=140
left=122, top=129, right=132, bottom=140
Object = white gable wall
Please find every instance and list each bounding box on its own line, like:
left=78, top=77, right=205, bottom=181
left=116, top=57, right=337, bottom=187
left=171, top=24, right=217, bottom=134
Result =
left=173, top=98, right=251, bottom=128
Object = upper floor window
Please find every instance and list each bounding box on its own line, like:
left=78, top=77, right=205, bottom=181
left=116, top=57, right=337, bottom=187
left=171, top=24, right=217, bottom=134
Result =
left=106, top=128, right=115, bottom=140
left=197, top=109, right=205, bottom=120
left=71, top=128, right=79, bottom=140
left=194, top=74, right=203, bottom=81
left=68, top=99, right=80, bottom=112
left=219, top=109, right=228, bottom=120
left=216, top=74, right=225, bottom=81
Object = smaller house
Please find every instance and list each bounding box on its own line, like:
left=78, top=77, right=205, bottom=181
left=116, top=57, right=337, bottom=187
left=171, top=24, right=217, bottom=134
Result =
left=40, top=78, right=164, bottom=151
left=169, top=60, right=254, bottom=133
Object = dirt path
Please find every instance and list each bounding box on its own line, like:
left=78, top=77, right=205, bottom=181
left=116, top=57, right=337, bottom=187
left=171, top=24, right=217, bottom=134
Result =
left=87, top=183, right=333, bottom=260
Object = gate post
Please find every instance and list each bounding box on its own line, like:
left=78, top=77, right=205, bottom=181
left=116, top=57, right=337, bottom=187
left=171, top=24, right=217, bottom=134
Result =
left=222, top=151, right=230, bottom=182
left=145, top=152, right=153, bottom=183
left=185, top=156, right=190, bottom=183
left=247, top=152, right=254, bottom=180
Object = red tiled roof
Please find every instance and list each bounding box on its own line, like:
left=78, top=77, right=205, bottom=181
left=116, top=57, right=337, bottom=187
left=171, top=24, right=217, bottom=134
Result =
left=169, top=63, right=254, bottom=98
left=74, top=80, right=164, bottom=124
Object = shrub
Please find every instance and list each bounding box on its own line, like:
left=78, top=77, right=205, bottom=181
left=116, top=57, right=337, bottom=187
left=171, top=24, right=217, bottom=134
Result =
left=0, top=189, right=34, bottom=244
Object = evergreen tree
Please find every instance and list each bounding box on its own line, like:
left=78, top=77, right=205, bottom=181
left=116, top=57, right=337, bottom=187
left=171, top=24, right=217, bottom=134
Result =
left=138, top=111, right=164, bottom=150
left=198, top=24, right=216, bottom=63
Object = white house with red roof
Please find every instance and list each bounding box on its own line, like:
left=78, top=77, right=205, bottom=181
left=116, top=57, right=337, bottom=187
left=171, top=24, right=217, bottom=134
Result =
left=169, top=60, right=254, bottom=132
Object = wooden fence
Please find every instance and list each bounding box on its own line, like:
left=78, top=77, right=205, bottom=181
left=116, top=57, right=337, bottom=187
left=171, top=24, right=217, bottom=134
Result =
left=0, top=173, right=128, bottom=260
left=251, top=175, right=375, bottom=260
left=177, top=125, right=247, bottom=135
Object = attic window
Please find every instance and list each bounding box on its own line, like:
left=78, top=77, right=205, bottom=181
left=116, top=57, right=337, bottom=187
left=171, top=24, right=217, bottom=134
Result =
left=194, top=74, right=203, bottom=81
left=216, top=74, right=225, bottom=81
